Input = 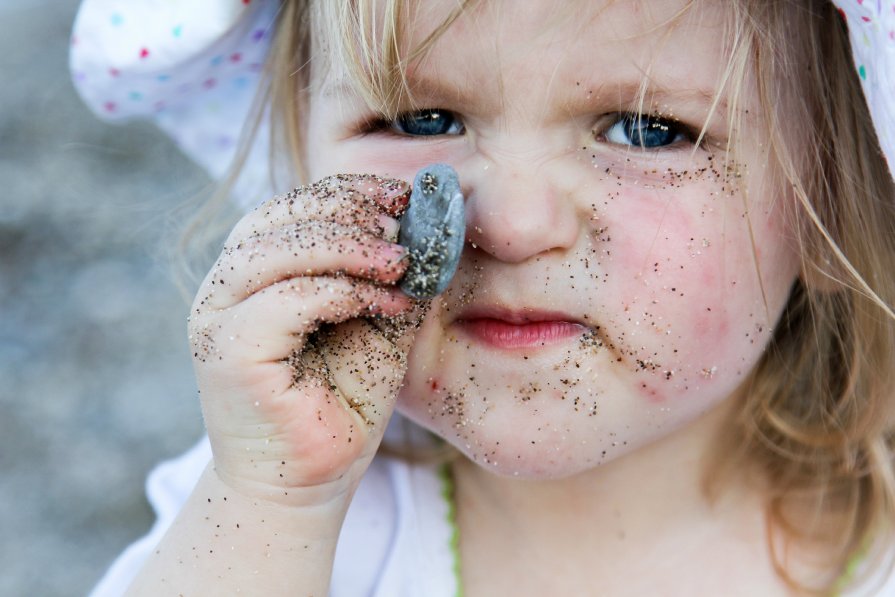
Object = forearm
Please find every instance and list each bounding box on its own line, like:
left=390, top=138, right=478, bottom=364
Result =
left=126, top=463, right=348, bottom=597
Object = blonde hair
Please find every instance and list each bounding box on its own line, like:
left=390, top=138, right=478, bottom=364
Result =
left=198, top=0, right=895, bottom=593
left=715, top=2, right=895, bottom=592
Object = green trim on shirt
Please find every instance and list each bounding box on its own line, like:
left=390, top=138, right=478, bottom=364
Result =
left=439, top=462, right=463, bottom=597
left=832, top=539, right=874, bottom=596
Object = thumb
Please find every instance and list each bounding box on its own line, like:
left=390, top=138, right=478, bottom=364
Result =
left=316, top=307, right=424, bottom=434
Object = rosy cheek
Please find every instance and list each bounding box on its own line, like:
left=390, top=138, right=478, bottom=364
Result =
left=601, top=189, right=745, bottom=392
left=609, top=192, right=715, bottom=314
left=693, top=307, right=729, bottom=341
left=608, top=190, right=699, bottom=271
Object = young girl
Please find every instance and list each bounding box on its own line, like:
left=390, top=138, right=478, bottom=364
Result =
left=72, top=0, right=895, bottom=594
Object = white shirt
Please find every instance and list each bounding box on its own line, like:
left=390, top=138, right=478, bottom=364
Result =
left=89, top=433, right=460, bottom=597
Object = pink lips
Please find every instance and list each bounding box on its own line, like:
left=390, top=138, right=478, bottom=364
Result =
left=455, top=308, right=587, bottom=349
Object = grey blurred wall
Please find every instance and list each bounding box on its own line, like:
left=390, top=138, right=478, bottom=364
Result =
left=0, top=3, right=223, bottom=595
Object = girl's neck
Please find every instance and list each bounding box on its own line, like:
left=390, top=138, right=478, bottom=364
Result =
left=452, top=401, right=791, bottom=595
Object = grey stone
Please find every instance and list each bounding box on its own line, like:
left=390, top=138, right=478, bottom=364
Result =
left=398, top=164, right=466, bottom=299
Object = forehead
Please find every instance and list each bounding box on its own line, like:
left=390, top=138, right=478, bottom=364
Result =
left=314, top=0, right=737, bottom=104
left=416, top=0, right=726, bottom=56
left=443, top=1, right=729, bottom=97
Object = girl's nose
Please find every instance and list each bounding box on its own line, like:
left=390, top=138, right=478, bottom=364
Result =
left=459, top=158, right=580, bottom=263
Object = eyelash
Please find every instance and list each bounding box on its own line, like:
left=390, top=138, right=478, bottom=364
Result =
left=597, top=113, right=698, bottom=150
left=359, top=109, right=465, bottom=138
left=359, top=109, right=699, bottom=150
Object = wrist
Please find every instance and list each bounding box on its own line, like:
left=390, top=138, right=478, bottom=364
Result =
left=127, top=463, right=351, bottom=596
left=210, top=452, right=366, bottom=510
left=202, top=461, right=353, bottom=535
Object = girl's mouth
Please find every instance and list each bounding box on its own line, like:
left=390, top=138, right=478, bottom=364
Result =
left=454, top=307, right=588, bottom=349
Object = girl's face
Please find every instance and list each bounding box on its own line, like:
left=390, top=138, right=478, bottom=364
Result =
left=305, top=0, right=800, bottom=478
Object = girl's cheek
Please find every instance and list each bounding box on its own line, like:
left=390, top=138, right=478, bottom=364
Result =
left=601, top=184, right=765, bottom=400
left=606, top=187, right=724, bottom=329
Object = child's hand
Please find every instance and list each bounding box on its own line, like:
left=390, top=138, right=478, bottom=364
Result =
left=189, top=174, right=417, bottom=509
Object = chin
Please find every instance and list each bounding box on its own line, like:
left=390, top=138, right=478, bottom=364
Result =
left=395, top=393, right=643, bottom=479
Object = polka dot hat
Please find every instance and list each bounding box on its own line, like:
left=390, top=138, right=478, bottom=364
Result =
left=69, top=0, right=895, bottom=210
left=835, top=0, right=895, bottom=178
left=69, top=0, right=282, bottom=209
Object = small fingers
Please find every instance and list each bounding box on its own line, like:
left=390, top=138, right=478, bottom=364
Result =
left=317, top=319, right=408, bottom=429
left=197, top=222, right=408, bottom=312
left=228, top=174, right=410, bottom=246
left=308, top=174, right=410, bottom=216
left=191, top=276, right=412, bottom=366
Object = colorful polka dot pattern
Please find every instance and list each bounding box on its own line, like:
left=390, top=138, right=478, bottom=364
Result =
left=69, top=0, right=281, bottom=209
left=69, top=0, right=895, bottom=210
left=832, top=0, right=895, bottom=175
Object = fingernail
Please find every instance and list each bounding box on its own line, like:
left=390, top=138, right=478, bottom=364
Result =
left=378, top=179, right=411, bottom=213
left=381, top=178, right=409, bottom=197
left=383, top=243, right=408, bottom=266
left=377, top=214, right=401, bottom=241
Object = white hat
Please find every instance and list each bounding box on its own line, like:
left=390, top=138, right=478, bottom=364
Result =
left=70, top=0, right=895, bottom=208
left=835, top=0, right=895, bottom=176
left=69, top=0, right=282, bottom=208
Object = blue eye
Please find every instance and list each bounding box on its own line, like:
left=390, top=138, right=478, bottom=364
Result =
left=392, top=109, right=464, bottom=136
left=604, top=113, right=687, bottom=148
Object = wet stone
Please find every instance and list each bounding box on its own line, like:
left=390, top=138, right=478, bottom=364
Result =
left=398, top=164, right=466, bottom=299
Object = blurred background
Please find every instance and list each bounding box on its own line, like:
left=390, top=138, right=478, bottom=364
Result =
left=1, top=2, right=224, bottom=594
